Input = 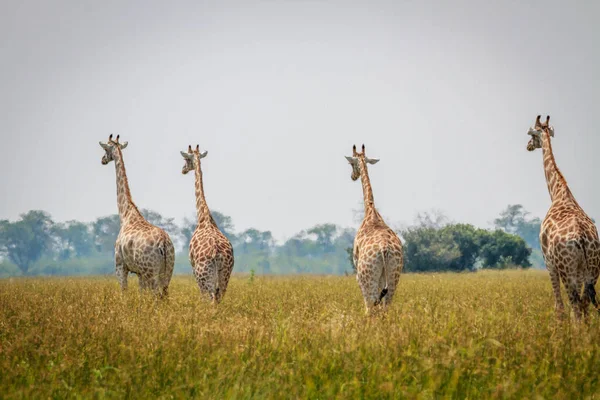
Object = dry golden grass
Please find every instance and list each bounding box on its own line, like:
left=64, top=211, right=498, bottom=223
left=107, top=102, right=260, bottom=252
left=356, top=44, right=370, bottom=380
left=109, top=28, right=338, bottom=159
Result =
left=1, top=270, right=600, bottom=399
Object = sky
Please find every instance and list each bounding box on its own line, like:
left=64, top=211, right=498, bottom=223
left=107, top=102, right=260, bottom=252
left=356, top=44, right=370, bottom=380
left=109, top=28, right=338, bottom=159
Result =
left=1, top=0, right=599, bottom=242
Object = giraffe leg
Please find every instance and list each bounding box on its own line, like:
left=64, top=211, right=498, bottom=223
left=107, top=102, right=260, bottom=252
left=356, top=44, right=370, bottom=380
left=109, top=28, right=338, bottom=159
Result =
left=160, top=252, right=174, bottom=299
left=549, top=268, right=565, bottom=318
left=115, top=249, right=128, bottom=292
left=579, top=273, right=591, bottom=320
left=215, top=260, right=232, bottom=304
left=565, top=280, right=583, bottom=321
left=155, top=241, right=173, bottom=300
left=151, top=272, right=163, bottom=298
left=356, top=262, right=380, bottom=315
left=382, top=261, right=401, bottom=309
left=194, top=265, right=215, bottom=303
left=138, top=273, right=148, bottom=293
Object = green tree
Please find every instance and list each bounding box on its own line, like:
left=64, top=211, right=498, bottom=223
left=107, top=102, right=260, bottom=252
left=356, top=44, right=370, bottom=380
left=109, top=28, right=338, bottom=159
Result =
left=237, top=228, right=275, bottom=253
left=141, top=209, right=179, bottom=238
left=401, top=226, right=461, bottom=272
left=494, top=204, right=541, bottom=250
left=53, top=221, right=94, bottom=259
left=346, top=246, right=356, bottom=273
left=441, top=224, right=486, bottom=272
left=306, top=224, right=338, bottom=254
left=92, top=214, right=120, bottom=254
left=235, top=228, right=275, bottom=274
left=0, top=210, right=55, bottom=274
left=479, top=230, right=532, bottom=269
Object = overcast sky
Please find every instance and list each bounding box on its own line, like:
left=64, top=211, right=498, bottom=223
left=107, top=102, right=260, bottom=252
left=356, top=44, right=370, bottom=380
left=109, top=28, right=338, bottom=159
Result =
left=1, top=0, right=599, bottom=242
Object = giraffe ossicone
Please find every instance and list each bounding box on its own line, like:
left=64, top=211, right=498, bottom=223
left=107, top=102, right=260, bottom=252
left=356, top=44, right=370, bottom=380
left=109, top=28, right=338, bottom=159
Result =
left=99, top=134, right=175, bottom=297
left=181, top=144, right=234, bottom=304
left=346, top=144, right=403, bottom=315
left=526, top=115, right=600, bottom=320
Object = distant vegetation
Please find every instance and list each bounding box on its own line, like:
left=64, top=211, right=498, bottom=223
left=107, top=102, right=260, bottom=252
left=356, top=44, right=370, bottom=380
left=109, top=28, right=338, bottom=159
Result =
left=0, top=205, right=542, bottom=277
left=3, top=271, right=600, bottom=398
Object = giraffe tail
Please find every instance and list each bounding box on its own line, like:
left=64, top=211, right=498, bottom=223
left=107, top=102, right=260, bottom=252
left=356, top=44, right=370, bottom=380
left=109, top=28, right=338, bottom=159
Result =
left=159, top=239, right=169, bottom=299
left=374, top=248, right=389, bottom=306
left=581, top=237, right=600, bottom=314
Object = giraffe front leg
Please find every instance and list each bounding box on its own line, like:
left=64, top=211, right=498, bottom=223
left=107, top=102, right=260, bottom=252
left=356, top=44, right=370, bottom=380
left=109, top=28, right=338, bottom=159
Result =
left=115, top=248, right=128, bottom=292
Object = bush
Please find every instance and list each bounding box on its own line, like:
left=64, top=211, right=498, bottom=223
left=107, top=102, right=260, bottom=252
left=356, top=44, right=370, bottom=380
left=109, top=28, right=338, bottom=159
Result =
left=401, top=224, right=532, bottom=272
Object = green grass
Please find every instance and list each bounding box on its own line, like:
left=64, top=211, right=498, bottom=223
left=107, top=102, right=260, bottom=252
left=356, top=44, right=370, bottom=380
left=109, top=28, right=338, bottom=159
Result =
left=1, top=270, right=600, bottom=399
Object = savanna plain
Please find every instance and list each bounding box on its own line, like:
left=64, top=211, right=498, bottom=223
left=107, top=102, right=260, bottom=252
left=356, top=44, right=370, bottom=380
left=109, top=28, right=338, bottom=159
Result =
left=2, top=270, right=600, bottom=399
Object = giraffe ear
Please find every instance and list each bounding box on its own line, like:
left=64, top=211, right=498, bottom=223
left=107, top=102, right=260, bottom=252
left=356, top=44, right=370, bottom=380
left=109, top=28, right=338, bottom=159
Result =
left=547, top=126, right=555, bottom=137
left=345, top=156, right=357, bottom=164
left=199, top=150, right=208, bottom=159
left=180, top=151, right=193, bottom=160
left=365, top=157, right=379, bottom=165
left=99, top=141, right=109, bottom=150
left=119, top=141, right=128, bottom=149
left=527, top=127, right=541, bottom=136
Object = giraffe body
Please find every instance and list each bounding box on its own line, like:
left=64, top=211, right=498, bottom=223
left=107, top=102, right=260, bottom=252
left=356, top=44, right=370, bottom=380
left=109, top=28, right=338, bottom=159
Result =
left=100, top=135, right=175, bottom=297
left=115, top=218, right=175, bottom=294
left=181, top=145, right=234, bottom=303
left=346, top=145, right=403, bottom=314
left=527, top=116, right=600, bottom=319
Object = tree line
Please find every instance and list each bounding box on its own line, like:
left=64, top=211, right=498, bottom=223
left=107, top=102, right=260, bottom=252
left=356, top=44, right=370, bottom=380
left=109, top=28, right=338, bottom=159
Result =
left=0, top=205, right=542, bottom=277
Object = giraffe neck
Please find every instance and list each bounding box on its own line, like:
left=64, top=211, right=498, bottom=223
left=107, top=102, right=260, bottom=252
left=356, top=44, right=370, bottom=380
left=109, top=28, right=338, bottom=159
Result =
left=193, top=156, right=215, bottom=227
left=113, top=148, right=142, bottom=224
left=541, top=131, right=577, bottom=205
left=358, top=159, right=382, bottom=221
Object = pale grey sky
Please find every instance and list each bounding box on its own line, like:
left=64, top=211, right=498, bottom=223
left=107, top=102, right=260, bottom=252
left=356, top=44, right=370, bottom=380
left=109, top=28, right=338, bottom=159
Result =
left=1, top=0, right=599, bottom=242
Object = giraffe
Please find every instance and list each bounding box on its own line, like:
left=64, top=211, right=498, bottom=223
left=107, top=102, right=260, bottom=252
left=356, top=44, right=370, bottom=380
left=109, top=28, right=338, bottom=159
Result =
left=526, top=115, right=600, bottom=320
left=99, top=134, right=175, bottom=297
left=181, top=145, right=234, bottom=304
left=345, top=144, right=403, bottom=314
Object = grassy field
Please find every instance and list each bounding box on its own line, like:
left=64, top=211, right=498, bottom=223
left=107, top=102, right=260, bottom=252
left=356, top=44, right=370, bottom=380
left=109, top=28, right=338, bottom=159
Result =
left=2, top=270, right=600, bottom=399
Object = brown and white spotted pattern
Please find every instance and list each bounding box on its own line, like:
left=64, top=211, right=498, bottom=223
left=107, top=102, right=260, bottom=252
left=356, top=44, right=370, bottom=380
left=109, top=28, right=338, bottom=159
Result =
left=181, top=145, right=234, bottom=304
left=346, top=144, right=403, bottom=314
left=527, top=115, right=600, bottom=320
left=99, top=134, right=175, bottom=297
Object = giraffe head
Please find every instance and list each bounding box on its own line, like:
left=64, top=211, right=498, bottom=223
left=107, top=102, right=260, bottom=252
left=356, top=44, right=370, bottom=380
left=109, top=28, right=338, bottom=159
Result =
left=527, top=115, right=554, bottom=151
left=345, top=144, right=379, bottom=181
left=180, top=144, right=208, bottom=174
left=99, top=134, right=128, bottom=164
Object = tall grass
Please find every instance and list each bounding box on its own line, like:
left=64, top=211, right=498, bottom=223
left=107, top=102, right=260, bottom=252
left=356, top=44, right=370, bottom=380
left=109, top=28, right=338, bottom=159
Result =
left=1, top=270, right=600, bottom=398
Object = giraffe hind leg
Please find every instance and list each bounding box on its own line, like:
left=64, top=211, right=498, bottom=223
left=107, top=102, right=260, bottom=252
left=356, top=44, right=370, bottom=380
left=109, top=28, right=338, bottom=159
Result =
left=565, top=280, right=584, bottom=321
left=356, top=264, right=381, bottom=315
left=374, top=273, right=387, bottom=307
left=549, top=268, right=565, bottom=318
left=115, top=248, right=128, bottom=292
left=381, top=259, right=401, bottom=308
